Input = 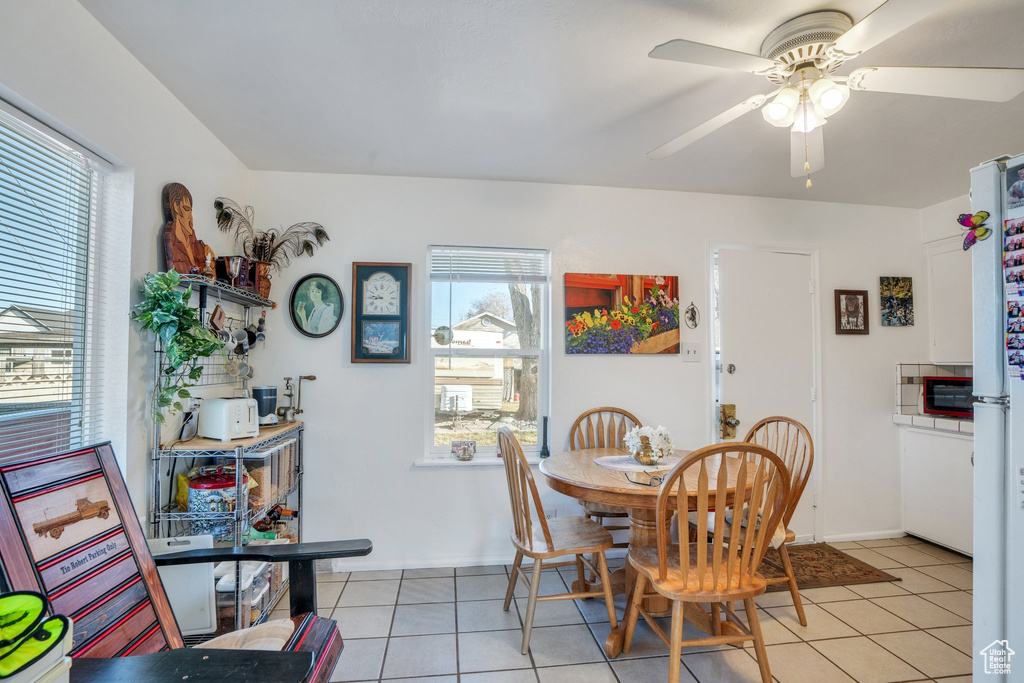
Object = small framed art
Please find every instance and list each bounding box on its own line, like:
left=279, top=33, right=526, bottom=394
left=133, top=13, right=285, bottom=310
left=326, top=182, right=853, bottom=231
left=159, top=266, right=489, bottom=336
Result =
left=289, top=273, right=344, bottom=338
left=835, top=289, right=869, bottom=335
left=352, top=262, right=411, bottom=363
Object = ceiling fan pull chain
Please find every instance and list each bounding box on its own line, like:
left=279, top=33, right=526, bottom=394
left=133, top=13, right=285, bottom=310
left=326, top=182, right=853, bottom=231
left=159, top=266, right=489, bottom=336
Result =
left=802, top=109, right=812, bottom=189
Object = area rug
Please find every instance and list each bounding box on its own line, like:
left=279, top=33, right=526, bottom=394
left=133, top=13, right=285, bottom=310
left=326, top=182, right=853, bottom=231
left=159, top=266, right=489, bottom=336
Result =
left=760, top=543, right=900, bottom=591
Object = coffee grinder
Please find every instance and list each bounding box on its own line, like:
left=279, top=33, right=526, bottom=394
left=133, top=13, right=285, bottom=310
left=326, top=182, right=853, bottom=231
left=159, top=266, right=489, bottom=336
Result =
left=251, top=386, right=278, bottom=426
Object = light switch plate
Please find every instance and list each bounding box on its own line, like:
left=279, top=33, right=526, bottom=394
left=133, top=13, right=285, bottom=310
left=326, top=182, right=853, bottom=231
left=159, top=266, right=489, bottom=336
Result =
left=681, top=342, right=700, bottom=362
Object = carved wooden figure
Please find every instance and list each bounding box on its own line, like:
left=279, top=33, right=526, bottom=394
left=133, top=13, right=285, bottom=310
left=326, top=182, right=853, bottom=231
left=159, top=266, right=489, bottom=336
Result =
left=162, top=182, right=212, bottom=275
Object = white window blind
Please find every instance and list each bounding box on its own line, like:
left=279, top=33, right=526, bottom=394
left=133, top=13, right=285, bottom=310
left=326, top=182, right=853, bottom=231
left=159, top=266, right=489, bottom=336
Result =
left=0, top=109, right=107, bottom=459
left=430, top=246, right=550, bottom=283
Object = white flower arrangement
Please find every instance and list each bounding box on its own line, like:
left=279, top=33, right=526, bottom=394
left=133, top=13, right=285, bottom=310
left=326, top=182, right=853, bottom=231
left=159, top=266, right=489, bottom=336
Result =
left=623, top=425, right=674, bottom=457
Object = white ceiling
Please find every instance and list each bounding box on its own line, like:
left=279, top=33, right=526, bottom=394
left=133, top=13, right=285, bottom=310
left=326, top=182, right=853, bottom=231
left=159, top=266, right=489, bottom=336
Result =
left=80, top=0, right=1024, bottom=208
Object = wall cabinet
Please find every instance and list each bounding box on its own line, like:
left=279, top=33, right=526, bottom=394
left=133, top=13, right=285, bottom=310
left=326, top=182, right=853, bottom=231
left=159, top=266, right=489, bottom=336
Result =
left=902, top=428, right=973, bottom=556
left=927, top=238, right=973, bottom=364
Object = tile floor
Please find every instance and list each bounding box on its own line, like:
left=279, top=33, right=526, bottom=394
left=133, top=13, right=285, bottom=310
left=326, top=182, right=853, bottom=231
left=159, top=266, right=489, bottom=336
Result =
left=270, top=536, right=974, bottom=682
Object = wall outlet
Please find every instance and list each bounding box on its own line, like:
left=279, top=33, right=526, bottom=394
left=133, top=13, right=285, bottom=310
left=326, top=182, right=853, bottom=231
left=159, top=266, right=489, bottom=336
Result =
left=681, top=342, right=701, bottom=362
left=545, top=510, right=557, bottom=520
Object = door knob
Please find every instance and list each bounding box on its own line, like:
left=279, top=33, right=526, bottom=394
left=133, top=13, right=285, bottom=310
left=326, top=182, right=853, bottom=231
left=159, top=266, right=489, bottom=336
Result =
left=719, top=404, right=739, bottom=439
left=726, top=363, right=736, bottom=374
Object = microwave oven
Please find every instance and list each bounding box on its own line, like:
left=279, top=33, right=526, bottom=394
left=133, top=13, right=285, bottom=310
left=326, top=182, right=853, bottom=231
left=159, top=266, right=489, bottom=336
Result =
left=922, top=376, right=974, bottom=418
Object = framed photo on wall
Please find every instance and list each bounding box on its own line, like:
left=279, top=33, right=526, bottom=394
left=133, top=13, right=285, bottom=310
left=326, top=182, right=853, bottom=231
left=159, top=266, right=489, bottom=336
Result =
left=289, top=273, right=344, bottom=338
left=352, top=262, right=411, bottom=363
left=834, top=289, right=869, bottom=335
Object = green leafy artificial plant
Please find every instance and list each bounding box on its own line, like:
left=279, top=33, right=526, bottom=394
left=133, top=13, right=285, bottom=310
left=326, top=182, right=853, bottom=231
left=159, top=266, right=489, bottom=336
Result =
left=130, top=270, right=224, bottom=423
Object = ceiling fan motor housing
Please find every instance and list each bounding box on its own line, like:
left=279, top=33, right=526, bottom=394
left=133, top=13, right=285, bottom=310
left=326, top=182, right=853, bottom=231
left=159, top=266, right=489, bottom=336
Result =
left=760, top=11, right=853, bottom=82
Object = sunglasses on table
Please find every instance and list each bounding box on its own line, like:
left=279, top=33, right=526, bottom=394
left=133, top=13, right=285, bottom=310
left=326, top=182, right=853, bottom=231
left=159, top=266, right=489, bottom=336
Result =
left=624, top=471, right=665, bottom=487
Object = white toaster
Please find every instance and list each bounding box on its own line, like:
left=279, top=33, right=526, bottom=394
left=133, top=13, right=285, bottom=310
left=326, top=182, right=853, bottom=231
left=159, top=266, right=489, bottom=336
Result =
left=198, top=398, right=259, bottom=441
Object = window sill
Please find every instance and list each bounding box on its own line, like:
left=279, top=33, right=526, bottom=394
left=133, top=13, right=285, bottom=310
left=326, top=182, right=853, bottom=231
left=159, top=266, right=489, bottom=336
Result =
left=414, top=456, right=543, bottom=468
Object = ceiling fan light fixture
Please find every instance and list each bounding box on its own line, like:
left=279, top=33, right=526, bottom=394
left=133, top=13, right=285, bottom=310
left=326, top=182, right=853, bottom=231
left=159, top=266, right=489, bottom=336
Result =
left=761, top=86, right=799, bottom=126
left=790, top=99, right=825, bottom=133
left=808, top=78, right=850, bottom=116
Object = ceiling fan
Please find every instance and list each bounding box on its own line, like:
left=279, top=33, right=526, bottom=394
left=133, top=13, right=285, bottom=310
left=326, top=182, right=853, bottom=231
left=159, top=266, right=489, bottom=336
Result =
left=648, top=0, right=1024, bottom=187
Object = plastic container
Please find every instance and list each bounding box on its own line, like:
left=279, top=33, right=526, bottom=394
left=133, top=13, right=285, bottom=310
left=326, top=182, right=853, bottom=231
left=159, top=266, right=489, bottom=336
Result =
left=249, top=538, right=291, bottom=596
left=188, top=472, right=248, bottom=541
left=250, top=583, right=271, bottom=625
left=216, top=570, right=254, bottom=633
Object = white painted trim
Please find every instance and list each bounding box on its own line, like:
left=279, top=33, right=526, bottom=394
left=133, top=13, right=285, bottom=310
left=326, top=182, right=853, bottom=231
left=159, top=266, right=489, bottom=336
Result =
left=328, top=550, right=626, bottom=572
left=414, top=457, right=541, bottom=468
left=330, top=554, right=518, bottom=572
left=823, top=530, right=909, bottom=543
left=707, top=242, right=824, bottom=543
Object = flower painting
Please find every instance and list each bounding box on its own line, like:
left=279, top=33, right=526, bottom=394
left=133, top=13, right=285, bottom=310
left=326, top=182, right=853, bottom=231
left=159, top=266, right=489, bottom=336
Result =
left=564, top=273, right=680, bottom=354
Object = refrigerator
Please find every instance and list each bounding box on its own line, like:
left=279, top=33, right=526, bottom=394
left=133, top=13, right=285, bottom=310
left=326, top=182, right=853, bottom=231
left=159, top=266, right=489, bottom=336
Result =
left=971, top=154, right=1024, bottom=679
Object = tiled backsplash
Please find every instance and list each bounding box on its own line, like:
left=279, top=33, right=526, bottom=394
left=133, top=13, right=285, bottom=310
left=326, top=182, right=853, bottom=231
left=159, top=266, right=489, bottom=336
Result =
left=893, top=362, right=973, bottom=434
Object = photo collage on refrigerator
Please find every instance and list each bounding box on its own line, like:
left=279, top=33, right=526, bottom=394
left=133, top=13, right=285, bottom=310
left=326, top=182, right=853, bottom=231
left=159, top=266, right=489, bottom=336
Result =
left=1005, top=162, right=1024, bottom=377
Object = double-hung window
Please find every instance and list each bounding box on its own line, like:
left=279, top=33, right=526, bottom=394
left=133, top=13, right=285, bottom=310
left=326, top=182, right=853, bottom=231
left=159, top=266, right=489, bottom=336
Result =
left=429, top=246, right=550, bottom=457
left=0, top=106, right=120, bottom=459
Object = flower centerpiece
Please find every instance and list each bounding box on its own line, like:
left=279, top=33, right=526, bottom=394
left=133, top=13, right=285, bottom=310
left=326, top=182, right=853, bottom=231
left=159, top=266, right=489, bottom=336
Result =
left=623, top=425, right=674, bottom=466
left=565, top=279, right=680, bottom=354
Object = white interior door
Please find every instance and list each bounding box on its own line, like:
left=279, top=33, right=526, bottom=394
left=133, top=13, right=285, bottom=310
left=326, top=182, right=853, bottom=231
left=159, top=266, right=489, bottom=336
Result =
left=716, top=247, right=817, bottom=540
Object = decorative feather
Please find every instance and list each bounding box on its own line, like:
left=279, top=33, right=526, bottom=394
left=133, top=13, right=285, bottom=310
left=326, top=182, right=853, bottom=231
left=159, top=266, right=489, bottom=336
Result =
left=213, top=197, right=328, bottom=273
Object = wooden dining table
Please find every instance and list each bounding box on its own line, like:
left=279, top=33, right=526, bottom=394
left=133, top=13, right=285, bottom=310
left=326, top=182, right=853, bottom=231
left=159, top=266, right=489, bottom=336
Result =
left=540, top=446, right=754, bottom=657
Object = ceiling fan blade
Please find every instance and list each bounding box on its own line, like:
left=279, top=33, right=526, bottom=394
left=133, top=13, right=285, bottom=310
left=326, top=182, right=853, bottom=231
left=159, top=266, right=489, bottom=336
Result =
left=791, top=127, right=825, bottom=178
left=848, top=67, right=1024, bottom=101
left=649, top=39, right=778, bottom=74
left=648, top=91, right=779, bottom=160
left=831, top=0, right=956, bottom=59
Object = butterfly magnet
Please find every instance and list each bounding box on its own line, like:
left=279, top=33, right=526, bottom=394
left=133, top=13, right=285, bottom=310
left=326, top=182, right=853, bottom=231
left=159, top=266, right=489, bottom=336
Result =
left=960, top=211, right=991, bottom=250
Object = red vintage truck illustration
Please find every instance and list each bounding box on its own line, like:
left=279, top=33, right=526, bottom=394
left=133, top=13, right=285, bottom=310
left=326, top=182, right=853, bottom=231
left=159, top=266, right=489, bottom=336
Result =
left=32, top=498, right=110, bottom=539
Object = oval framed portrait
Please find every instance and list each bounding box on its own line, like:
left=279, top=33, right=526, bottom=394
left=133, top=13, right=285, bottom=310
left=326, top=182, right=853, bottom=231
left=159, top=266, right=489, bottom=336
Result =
left=289, top=274, right=344, bottom=338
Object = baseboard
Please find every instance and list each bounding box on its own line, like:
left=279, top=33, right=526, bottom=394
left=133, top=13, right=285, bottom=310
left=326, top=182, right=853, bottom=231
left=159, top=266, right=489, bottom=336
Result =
left=823, top=529, right=907, bottom=543
left=320, top=531, right=907, bottom=572
left=326, top=547, right=630, bottom=573
left=327, top=554, right=518, bottom=573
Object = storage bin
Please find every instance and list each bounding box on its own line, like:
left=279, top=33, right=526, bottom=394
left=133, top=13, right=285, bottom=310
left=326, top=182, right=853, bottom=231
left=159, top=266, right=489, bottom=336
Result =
left=188, top=472, right=248, bottom=541
left=215, top=570, right=254, bottom=633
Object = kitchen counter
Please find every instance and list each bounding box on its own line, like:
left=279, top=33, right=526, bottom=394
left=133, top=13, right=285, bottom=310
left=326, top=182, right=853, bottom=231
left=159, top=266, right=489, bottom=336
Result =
left=892, top=413, right=973, bottom=434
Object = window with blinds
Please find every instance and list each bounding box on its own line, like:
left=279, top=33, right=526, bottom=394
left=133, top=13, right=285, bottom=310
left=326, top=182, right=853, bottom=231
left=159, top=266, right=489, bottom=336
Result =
left=0, top=110, right=102, bottom=459
left=429, top=245, right=550, bottom=455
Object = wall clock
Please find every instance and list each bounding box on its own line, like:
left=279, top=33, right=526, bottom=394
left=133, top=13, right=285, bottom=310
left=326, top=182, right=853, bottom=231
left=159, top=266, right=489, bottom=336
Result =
left=352, top=262, right=411, bottom=363
left=362, top=271, right=400, bottom=315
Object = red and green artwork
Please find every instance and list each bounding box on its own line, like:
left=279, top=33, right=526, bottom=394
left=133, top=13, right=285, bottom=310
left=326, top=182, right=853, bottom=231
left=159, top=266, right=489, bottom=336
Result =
left=564, top=274, right=680, bottom=355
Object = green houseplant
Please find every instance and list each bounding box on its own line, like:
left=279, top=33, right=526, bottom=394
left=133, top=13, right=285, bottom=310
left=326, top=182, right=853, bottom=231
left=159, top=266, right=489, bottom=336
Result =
left=131, top=270, right=223, bottom=423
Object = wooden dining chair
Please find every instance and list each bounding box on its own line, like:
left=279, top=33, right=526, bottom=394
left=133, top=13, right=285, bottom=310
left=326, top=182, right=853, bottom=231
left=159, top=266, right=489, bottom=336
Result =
left=568, top=407, right=640, bottom=538
left=743, top=416, right=814, bottom=626
left=497, top=427, right=618, bottom=654
left=622, top=443, right=790, bottom=683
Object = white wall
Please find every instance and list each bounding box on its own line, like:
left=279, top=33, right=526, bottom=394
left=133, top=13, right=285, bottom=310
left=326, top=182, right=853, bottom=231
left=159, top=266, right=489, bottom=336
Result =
left=2, top=1, right=938, bottom=566
left=250, top=171, right=927, bottom=568
left=920, top=194, right=970, bottom=244
left=0, top=1, right=250, bottom=516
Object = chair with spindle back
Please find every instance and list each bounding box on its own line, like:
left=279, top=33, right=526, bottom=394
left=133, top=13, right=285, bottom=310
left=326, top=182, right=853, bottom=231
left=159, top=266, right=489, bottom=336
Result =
left=622, top=443, right=789, bottom=683
left=568, top=407, right=640, bottom=537
left=497, top=427, right=618, bottom=654
left=743, top=416, right=814, bottom=626
left=688, top=416, right=815, bottom=626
